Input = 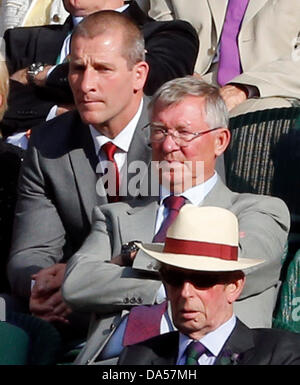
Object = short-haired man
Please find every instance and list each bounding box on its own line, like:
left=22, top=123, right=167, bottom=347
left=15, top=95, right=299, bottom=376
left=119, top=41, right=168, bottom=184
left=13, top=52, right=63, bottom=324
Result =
left=62, top=77, right=290, bottom=364
left=7, top=11, right=151, bottom=338
left=118, top=206, right=300, bottom=365
left=2, top=0, right=199, bottom=139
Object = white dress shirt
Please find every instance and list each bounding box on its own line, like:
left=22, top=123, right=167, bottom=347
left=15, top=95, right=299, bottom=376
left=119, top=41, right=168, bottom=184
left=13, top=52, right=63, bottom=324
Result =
left=177, top=315, right=237, bottom=365
left=89, top=99, right=143, bottom=185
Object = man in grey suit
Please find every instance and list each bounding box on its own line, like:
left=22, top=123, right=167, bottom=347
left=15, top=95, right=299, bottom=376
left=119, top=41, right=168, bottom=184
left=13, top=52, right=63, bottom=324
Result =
left=7, top=11, right=151, bottom=336
left=62, top=77, right=290, bottom=364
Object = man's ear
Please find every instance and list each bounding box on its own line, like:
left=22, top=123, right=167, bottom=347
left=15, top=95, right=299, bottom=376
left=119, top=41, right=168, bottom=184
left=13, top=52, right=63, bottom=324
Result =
left=133, top=61, right=149, bottom=92
left=214, top=127, right=231, bottom=156
left=226, top=276, right=246, bottom=304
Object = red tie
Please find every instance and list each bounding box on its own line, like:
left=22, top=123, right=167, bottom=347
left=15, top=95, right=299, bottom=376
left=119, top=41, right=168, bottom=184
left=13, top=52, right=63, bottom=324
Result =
left=153, top=195, right=186, bottom=243
left=101, top=142, right=120, bottom=203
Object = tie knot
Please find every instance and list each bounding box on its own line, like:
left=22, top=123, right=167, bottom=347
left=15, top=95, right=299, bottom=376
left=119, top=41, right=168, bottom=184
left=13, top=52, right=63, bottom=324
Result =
left=102, top=142, right=118, bottom=161
left=185, top=341, right=207, bottom=365
left=163, top=195, right=185, bottom=211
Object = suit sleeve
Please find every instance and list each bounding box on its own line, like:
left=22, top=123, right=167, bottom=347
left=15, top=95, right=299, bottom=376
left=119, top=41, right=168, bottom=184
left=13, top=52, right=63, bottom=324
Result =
left=62, top=206, right=161, bottom=314
left=7, top=136, right=66, bottom=299
left=236, top=195, right=290, bottom=300
left=143, top=20, right=199, bottom=95
left=148, top=0, right=175, bottom=21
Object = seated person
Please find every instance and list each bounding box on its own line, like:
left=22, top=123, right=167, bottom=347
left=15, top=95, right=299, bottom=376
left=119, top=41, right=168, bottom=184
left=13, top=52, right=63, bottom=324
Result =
left=62, top=77, right=290, bottom=364
left=6, top=10, right=154, bottom=344
left=1, top=0, right=199, bottom=140
left=118, top=206, right=300, bottom=365
left=148, top=0, right=300, bottom=117
left=0, top=0, right=68, bottom=38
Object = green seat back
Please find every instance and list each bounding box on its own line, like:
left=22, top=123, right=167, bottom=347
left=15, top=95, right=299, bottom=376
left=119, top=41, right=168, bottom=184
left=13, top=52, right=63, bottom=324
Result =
left=0, top=322, right=29, bottom=365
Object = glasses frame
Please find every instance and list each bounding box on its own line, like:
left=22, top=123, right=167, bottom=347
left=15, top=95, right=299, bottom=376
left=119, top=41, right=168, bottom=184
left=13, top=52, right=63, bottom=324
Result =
left=146, top=123, right=222, bottom=147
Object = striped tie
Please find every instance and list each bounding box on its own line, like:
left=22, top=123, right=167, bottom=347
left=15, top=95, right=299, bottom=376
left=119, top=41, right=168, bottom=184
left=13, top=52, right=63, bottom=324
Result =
left=185, top=341, right=207, bottom=365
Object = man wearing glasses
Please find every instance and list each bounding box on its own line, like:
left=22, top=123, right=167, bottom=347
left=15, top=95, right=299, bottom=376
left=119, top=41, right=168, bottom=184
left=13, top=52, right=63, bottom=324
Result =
left=62, top=77, right=289, bottom=364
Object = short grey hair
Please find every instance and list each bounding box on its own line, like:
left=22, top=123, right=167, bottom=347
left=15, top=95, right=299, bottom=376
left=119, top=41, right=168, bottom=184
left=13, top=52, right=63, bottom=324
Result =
left=149, top=76, right=229, bottom=129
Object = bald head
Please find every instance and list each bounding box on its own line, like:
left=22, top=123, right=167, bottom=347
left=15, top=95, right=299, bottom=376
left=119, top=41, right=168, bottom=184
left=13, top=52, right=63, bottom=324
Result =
left=72, top=10, right=145, bottom=69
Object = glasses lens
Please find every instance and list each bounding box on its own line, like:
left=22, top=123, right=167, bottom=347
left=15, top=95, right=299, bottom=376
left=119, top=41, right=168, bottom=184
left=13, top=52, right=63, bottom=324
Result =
left=160, top=268, right=222, bottom=288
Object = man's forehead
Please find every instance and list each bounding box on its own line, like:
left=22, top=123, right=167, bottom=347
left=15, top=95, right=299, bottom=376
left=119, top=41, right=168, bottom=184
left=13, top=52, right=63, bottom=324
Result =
left=152, top=97, right=207, bottom=126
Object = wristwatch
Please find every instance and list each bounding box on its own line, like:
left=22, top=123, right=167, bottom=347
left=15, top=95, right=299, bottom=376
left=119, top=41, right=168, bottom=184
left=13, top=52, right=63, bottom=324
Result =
left=121, top=241, right=140, bottom=266
left=27, top=62, right=45, bottom=84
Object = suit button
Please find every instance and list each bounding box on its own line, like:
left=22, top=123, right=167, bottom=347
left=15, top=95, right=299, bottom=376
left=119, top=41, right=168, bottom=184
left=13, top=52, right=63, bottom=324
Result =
left=123, top=297, right=129, bottom=304
left=137, top=297, right=143, bottom=304
left=110, top=323, right=116, bottom=331
left=207, top=46, right=217, bottom=56
left=52, top=14, right=60, bottom=23
left=147, top=263, right=153, bottom=269
left=130, top=297, right=136, bottom=304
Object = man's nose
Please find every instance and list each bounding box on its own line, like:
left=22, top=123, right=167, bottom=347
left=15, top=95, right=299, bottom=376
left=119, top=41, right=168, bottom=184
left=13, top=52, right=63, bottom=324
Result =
left=80, top=68, right=96, bottom=93
left=161, top=132, right=180, bottom=153
left=180, top=281, right=195, bottom=298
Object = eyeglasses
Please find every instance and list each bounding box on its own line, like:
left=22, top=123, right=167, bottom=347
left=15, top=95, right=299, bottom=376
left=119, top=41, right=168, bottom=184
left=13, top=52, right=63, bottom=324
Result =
left=147, top=124, right=221, bottom=147
left=160, top=268, right=224, bottom=289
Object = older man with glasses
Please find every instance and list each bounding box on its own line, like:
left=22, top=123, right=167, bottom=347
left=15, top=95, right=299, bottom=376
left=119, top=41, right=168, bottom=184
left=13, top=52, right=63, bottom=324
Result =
left=62, top=77, right=290, bottom=365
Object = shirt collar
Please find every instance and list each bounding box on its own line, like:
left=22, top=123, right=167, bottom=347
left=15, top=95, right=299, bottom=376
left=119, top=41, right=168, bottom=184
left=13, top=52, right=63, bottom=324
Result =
left=178, top=315, right=236, bottom=362
left=89, top=99, right=143, bottom=155
left=160, top=172, right=218, bottom=205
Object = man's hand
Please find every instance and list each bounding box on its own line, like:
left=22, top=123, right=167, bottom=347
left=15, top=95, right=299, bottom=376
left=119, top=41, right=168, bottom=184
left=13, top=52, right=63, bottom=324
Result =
left=219, top=84, right=247, bottom=111
left=111, top=250, right=138, bottom=266
left=30, top=264, right=72, bottom=324
left=10, top=65, right=53, bottom=87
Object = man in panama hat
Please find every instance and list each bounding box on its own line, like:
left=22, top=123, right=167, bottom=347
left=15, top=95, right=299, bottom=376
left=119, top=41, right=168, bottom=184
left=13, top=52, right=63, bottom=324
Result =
left=118, top=206, right=300, bottom=365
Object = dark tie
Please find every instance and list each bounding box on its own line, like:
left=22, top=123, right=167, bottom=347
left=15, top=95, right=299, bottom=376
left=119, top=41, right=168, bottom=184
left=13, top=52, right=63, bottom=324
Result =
left=185, top=341, right=207, bottom=365
left=217, top=0, right=249, bottom=86
left=153, top=195, right=186, bottom=243
left=101, top=142, right=120, bottom=203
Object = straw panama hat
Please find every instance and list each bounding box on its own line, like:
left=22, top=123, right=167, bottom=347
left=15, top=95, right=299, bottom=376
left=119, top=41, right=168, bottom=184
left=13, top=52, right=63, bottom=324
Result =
left=136, top=205, right=264, bottom=272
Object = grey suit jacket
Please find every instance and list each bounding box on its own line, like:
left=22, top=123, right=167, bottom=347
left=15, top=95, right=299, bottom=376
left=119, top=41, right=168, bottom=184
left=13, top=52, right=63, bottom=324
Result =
left=8, top=98, right=152, bottom=299
left=62, top=177, right=290, bottom=364
left=118, top=319, right=300, bottom=365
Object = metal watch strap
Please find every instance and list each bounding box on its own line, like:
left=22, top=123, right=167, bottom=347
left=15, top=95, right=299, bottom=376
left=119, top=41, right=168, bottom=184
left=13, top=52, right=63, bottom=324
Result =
left=27, top=62, right=45, bottom=83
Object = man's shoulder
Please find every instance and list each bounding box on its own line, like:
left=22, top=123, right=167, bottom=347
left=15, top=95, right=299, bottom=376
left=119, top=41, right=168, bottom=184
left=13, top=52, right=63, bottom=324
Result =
left=4, top=22, right=67, bottom=40
left=126, top=1, right=197, bottom=38
left=251, top=327, right=300, bottom=356
left=29, top=110, right=85, bottom=153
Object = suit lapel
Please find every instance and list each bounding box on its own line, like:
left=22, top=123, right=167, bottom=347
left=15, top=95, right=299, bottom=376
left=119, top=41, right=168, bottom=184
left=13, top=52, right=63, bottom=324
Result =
left=123, top=1, right=152, bottom=26
left=126, top=97, right=152, bottom=198
left=202, top=177, right=234, bottom=209
left=68, top=118, right=104, bottom=224
left=151, top=332, right=179, bottom=365
left=215, top=319, right=255, bottom=365
left=119, top=199, right=159, bottom=245
left=35, top=15, right=73, bottom=64
left=207, top=0, right=228, bottom=41
left=242, top=0, right=268, bottom=26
